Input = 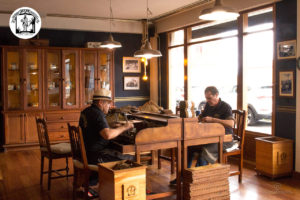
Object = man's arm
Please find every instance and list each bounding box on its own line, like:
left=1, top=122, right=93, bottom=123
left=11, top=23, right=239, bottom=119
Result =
left=201, top=116, right=234, bottom=128
left=100, top=122, right=134, bottom=140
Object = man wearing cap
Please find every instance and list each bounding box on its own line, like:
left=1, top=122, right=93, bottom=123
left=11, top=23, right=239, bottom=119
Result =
left=79, top=88, right=134, bottom=185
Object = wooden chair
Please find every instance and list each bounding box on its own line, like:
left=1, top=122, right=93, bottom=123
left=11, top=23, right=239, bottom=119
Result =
left=35, top=118, right=73, bottom=190
left=222, top=109, right=247, bottom=183
left=67, top=124, right=98, bottom=200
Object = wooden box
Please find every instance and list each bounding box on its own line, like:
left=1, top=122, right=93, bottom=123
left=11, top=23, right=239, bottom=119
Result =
left=98, top=160, right=147, bottom=200
left=255, top=136, right=293, bottom=178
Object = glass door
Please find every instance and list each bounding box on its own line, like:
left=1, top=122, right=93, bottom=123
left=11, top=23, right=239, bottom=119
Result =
left=5, top=49, right=22, bottom=110
left=45, top=50, right=61, bottom=109
left=62, top=50, right=79, bottom=109
left=82, top=50, right=97, bottom=105
left=98, top=52, right=111, bottom=91
left=24, top=49, right=42, bottom=110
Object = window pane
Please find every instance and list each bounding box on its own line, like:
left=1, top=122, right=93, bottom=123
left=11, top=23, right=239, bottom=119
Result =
left=188, top=37, right=238, bottom=111
left=189, top=19, right=237, bottom=43
left=244, top=30, right=273, bottom=134
left=168, top=30, right=184, bottom=46
left=245, top=7, right=273, bottom=33
left=168, top=47, right=184, bottom=113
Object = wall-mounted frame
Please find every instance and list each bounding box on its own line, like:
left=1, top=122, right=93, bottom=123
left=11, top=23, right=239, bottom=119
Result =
left=279, top=71, right=294, bottom=97
left=124, top=76, right=140, bottom=90
left=122, top=57, right=141, bottom=73
left=277, top=40, right=297, bottom=60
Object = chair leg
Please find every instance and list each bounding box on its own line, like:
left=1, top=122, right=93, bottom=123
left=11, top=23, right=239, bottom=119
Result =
left=158, top=150, right=161, bottom=169
left=66, top=156, right=69, bottom=180
left=171, top=148, right=175, bottom=174
left=73, top=168, right=78, bottom=200
left=83, top=171, right=90, bottom=200
left=40, top=155, right=44, bottom=185
left=239, top=154, right=243, bottom=183
left=151, top=150, right=155, bottom=165
left=48, top=158, right=52, bottom=190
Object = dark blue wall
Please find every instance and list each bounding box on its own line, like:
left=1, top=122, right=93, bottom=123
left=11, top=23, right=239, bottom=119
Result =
left=0, top=27, right=149, bottom=107
left=275, top=0, right=297, bottom=140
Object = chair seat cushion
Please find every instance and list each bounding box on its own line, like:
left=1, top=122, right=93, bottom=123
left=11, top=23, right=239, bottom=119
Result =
left=41, top=143, right=71, bottom=154
left=73, top=159, right=98, bottom=172
left=224, top=140, right=240, bottom=153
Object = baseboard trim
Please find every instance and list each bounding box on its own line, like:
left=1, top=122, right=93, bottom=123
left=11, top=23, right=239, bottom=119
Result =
left=293, top=171, right=300, bottom=179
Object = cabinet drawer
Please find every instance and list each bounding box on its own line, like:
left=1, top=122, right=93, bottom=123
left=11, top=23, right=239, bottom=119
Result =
left=48, top=131, right=69, bottom=141
left=47, top=121, right=78, bottom=131
left=45, top=112, right=80, bottom=122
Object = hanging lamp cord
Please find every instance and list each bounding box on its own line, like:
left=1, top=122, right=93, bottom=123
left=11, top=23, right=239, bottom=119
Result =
left=109, top=0, right=112, bottom=34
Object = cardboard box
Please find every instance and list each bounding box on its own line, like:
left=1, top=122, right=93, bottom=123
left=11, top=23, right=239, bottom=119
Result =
left=98, top=160, right=147, bottom=200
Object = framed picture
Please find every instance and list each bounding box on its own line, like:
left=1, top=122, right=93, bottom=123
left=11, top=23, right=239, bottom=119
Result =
left=279, top=71, right=294, bottom=97
left=122, top=57, right=141, bottom=73
left=277, top=40, right=297, bottom=60
left=124, top=76, right=140, bottom=90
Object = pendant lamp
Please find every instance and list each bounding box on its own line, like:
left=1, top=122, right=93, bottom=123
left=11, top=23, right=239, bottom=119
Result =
left=134, top=0, right=162, bottom=59
left=100, top=0, right=122, bottom=49
left=199, top=0, right=239, bottom=21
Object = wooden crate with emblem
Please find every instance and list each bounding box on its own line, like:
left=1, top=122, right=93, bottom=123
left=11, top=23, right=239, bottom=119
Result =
left=98, top=160, right=147, bottom=200
left=255, top=136, right=293, bottom=178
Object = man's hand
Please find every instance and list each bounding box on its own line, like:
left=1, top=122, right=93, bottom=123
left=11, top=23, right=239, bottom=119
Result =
left=124, top=122, right=134, bottom=130
left=201, top=116, right=214, bottom=123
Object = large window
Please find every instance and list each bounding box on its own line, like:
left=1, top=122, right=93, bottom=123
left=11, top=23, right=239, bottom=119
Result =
left=243, top=8, right=273, bottom=133
left=188, top=35, right=238, bottom=112
left=167, top=6, right=274, bottom=135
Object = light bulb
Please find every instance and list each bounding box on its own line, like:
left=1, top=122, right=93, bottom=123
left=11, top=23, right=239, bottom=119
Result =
left=142, top=75, right=148, bottom=81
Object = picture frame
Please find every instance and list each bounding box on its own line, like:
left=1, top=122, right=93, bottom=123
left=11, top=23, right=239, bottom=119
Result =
left=279, top=71, right=294, bottom=97
left=124, top=76, right=140, bottom=90
left=122, top=57, right=141, bottom=73
left=277, top=40, right=297, bottom=60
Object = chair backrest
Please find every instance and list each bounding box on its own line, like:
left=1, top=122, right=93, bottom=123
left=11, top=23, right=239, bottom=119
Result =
left=67, top=124, right=88, bottom=169
left=35, top=117, right=51, bottom=152
left=232, top=110, right=247, bottom=151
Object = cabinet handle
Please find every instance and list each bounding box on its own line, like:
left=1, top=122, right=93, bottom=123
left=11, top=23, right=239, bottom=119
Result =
left=59, top=135, right=64, bottom=138
left=60, top=116, right=64, bottom=120
left=61, top=126, right=64, bottom=128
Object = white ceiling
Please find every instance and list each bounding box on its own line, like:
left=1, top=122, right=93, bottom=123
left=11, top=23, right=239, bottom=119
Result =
left=0, top=0, right=209, bottom=21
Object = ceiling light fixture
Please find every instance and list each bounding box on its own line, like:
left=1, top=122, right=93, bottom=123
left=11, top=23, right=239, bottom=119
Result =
left=100, top=0, right=122, bottom=49
left=199, top=0, right=239, bottom=21
left=134, top=0, right=162, bottom=59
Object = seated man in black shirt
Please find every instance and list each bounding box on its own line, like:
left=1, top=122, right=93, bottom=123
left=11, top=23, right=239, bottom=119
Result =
left=194, top=86, right=234, bottom=165
left=170, top=86, right=234, bottom=185
left=79, top=89, right=134, bottom=185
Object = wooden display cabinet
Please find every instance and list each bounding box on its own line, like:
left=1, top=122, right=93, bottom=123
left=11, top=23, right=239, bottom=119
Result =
left=45, top=49, right=80, bottom=110
left=3, top=48, right=43, bottom=110
left=1, top=46, right=114, bottom=151
left=4, top=112, right=42, bottom=145
left=81, top=49, right=114, bottom=106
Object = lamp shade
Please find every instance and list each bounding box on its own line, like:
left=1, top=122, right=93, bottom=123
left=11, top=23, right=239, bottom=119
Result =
left=134, top=40, right=162, bottom=59
left=199, top=0, right=239, bottom=21
left=100, top=34, right=122, bottom=49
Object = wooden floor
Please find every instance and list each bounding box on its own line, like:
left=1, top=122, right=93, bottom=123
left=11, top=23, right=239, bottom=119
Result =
left=0, top=149, right=300, bottom=200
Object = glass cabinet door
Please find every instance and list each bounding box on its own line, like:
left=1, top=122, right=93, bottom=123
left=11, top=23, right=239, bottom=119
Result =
left=98, top=52, right=111, bottom=90
left=62, top=50, right=79, bottom=108
left=46, top=50, right=61, bottom=109
left=24, top=49, right=42, bottom=109
left=6, top=50, right=22, bottom=110
left=82, top=51, right=97, bottom=105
